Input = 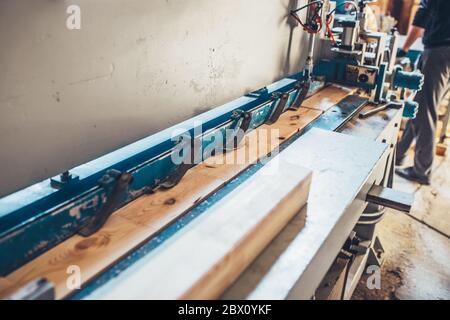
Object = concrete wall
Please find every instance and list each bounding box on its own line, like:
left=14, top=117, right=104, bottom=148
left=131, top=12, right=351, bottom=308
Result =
left=0, top=0, right=310, bottom=197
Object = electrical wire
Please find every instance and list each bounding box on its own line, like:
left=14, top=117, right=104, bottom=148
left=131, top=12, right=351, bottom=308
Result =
left=291, top=0, right=324, bottom=14
left=325, top=14, right=336, bottom=44
left=290, top=0, right=324, bottom=34
left=290, top=0, right=358, bottom=37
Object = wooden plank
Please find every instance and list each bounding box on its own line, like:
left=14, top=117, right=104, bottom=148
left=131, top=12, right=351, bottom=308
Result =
left=0, top=277, right=13, bottom=289
left=302, top=85, right=354, bottom=112
left=90, top=157, right=312, bottom=299
left=221, top=206, right=307, bottom=300
left=0, top=172, right=227, bottom=299
left=0, top=215, right=152, bottom=299
left=116, top=107, right=322, bottom=230
left=0, top=85, right=351, bottom=299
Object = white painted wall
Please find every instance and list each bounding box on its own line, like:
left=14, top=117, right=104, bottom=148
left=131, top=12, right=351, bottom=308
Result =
left=0, top=0, right=310, bottom=196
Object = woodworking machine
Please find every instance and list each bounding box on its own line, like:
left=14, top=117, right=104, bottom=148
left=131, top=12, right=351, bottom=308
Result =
left=0, top=0, right=424, bottom=300
left=291, top=0, right=424, bottom=116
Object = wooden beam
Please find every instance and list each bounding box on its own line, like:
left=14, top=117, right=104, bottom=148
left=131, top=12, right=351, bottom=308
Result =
left=0, top=85, right=352, bottom=299
left=90, top=155, right=312, bottom=299
left=302, top=85, right=354, bottom=112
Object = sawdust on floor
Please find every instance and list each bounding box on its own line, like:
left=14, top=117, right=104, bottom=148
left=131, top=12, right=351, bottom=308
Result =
left=352, top=138, right=450, bottom=300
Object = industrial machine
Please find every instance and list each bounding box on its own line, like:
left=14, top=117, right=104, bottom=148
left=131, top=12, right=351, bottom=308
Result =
left=291, top=0, right=423, bottom=115
left=0, top=1, right=424, bottom=300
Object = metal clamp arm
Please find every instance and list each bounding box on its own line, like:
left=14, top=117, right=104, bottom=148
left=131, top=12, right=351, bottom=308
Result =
left=266, top=92, right=290, bottom=124
left=224, top=110, right=253, bottom=151
left=160, top=135, right=201, bottom=189
left=289, top=79, right=311, bottom=111
left=78, top=170, right=133, bottom=237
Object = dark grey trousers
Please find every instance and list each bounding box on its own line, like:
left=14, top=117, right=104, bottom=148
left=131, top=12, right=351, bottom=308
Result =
left=397, top=46, right=450, bottom=177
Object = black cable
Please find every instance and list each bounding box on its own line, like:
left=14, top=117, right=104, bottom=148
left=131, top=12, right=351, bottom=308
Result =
left=291, top=0, right=323, bottom=14
left=290, top=1, right=324, bottom=33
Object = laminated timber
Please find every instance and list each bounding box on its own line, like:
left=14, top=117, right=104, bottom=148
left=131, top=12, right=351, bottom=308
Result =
left=0, top=85, right=353, bottom=299
left=90, top=154, right=312, bottom=299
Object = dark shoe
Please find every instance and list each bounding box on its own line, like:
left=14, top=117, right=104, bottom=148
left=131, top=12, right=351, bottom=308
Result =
left=395, top=167, right=430, bottom=185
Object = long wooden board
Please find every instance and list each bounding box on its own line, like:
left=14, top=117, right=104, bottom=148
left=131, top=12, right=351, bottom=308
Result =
left=302, top=85, right=354, bottom=112
left=0, top=85, right=352, bottom=299
left=89, top=155, right=312, bottom=299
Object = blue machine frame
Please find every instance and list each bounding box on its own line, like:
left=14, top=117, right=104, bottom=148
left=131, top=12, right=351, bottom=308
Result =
left=0, top=72, right=327, bottom=276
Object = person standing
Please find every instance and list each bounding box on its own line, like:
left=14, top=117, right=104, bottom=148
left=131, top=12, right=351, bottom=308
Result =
left=395, top=0, right=450, bottom=185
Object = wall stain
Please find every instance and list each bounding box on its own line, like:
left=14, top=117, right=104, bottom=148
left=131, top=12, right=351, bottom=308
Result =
left=189, top=80, right=204, bottom=93
left=68, top=63, right=115, bottom=86
left=136, top=37, right=146, bottom=45
left=52, top=92, right=60, bottom=103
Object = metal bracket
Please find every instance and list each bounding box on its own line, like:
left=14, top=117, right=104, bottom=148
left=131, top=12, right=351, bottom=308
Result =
left=6, top=278, right=55, bottom=300
left=343, top=231, right=369, bottom=256
left=266, top=92, right=289, bottom=125
left=289, top=79, right=311, bottom=111
left=78, top=169, right=133, bottom=237
left=366, top=184, right=414, bottom=213
left=159, top=135, right=200, bottom=189
left=223, top=110, right=253, bottom=151
left=50, top=171, right=80, bottom=190
left=245, top=87, right=269, bottom=99
left=358, top=102, right=402, bottom=119
left=367, top=236, right=385, bottom=267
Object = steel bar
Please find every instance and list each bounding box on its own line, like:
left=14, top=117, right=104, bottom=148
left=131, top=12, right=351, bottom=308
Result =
left=366, top=185, right=414, bottom=213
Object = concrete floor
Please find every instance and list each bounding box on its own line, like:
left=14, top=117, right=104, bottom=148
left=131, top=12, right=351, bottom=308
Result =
left=353, top=141, right=450, bottom=300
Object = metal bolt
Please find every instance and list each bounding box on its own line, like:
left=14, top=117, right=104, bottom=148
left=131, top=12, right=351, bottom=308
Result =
left=61, top=171, right=71, bottom=182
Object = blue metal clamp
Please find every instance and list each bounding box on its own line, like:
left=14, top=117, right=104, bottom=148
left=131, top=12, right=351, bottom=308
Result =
left=403, top=100, right=419, bottom=119
left=393, top=66, right=424, bottom=91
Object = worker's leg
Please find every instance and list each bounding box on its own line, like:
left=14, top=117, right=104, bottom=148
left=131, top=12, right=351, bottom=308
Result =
left=395, top=53, right=427, bottom=165
left=412, top=47, right=450, bottom=177
left=396, top=119, right=415, bottom=164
